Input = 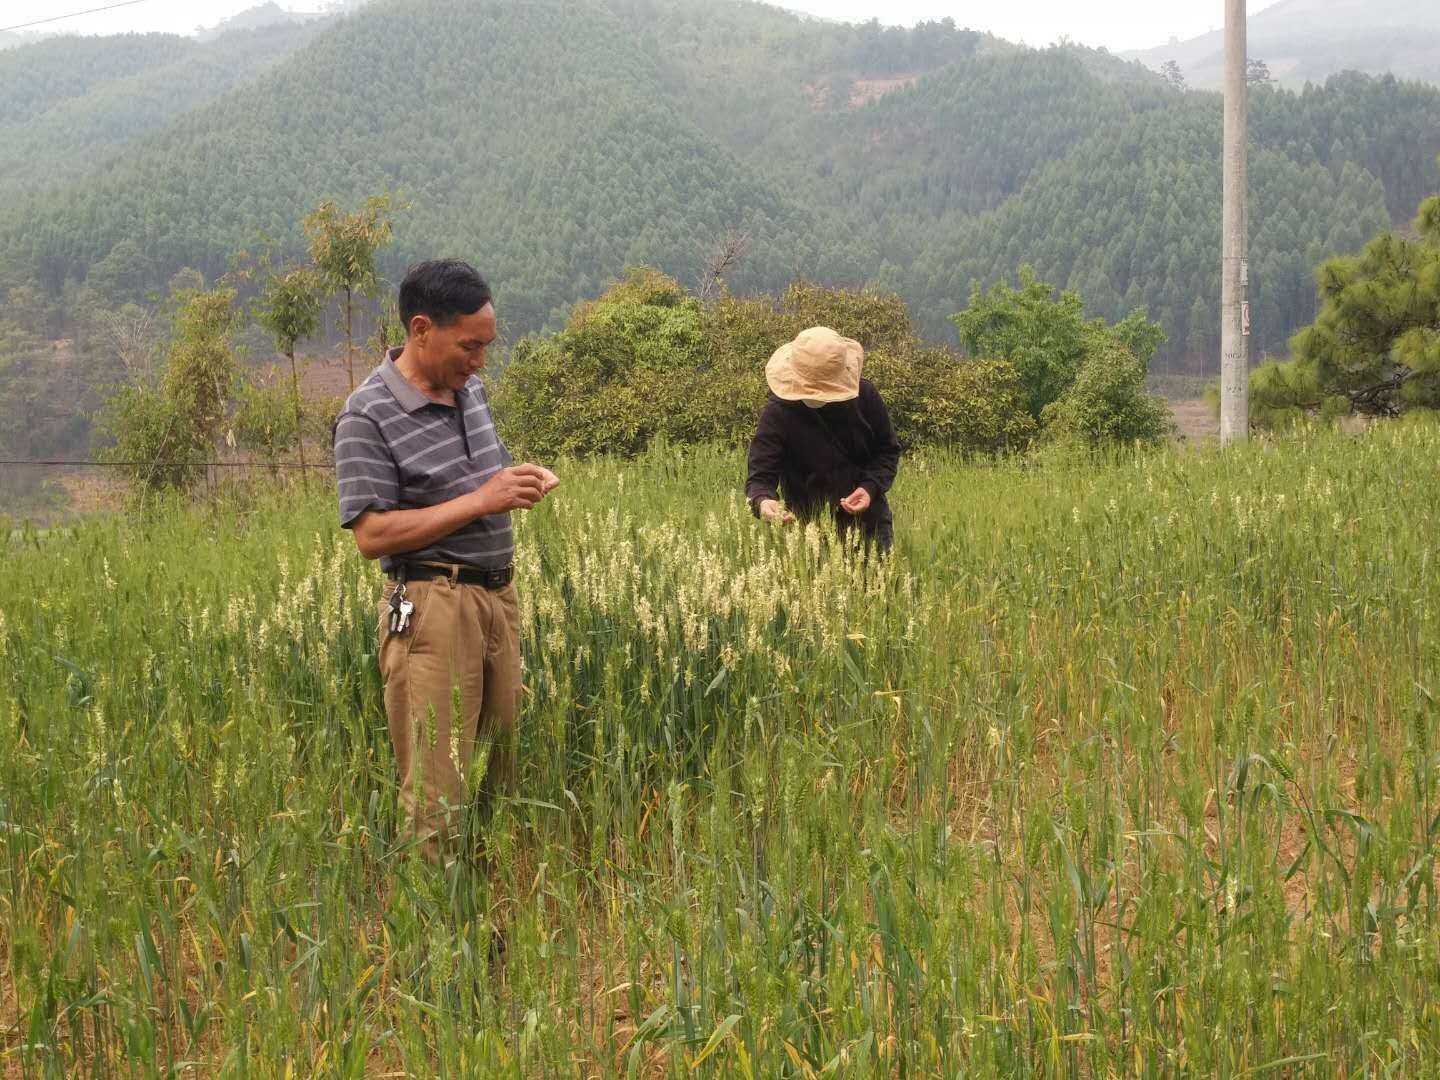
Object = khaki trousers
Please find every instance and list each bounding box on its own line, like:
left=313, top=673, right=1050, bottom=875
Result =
left=378, top=575, right=521, bottom=864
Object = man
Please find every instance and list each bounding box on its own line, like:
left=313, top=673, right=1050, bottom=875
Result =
left=333, top=259, right=557, bottom=867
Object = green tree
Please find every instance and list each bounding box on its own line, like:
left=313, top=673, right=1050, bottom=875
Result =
left=86, top=239, right=155, bottom=306
left=253, top=265, right=323, bottom=473
left=303, top=194, right=399, bottom=392
left=101, top=286, right=240, bottom=494
left=953, top=269, right=1095, bottom=418
left=1041, top=342, right=1172, bottom=446
left=951, top=266, right=1169, bottom=443
left=953, top=266, right=1164, bottom=417
left=1253, top=186, right=1440, bottom=423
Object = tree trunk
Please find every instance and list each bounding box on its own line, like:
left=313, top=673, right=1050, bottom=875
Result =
left=344, top=285, right=355, bottom=392
left=289, top=347, right=308, bottom=487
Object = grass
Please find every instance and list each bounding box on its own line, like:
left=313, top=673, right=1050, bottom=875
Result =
left=2, top=421, right=1439, bottom=1077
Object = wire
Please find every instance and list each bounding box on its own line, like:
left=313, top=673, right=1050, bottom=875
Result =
left=0, top=0, right=152, bottom=34
left=2, top=459, right=333, bottom=469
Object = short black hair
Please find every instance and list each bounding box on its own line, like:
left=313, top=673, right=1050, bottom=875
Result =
left=398, top=259, right=492, bottom=332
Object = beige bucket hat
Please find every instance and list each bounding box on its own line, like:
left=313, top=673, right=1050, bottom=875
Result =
left=765, top=326, right=864, bottom=403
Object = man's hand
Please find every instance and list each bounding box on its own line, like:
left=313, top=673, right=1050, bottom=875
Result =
left=759, top=498, right=796, bottom=524
left=838, top=487, right=871, bottom=515
left=474, top=464, right=553, bottom=515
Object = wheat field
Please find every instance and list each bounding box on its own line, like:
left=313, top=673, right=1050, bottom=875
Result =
left=3, top=424, right=1439, bottom=1077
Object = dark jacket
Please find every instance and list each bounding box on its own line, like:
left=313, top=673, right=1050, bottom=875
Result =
left=745, top=378, right=901, bottom=542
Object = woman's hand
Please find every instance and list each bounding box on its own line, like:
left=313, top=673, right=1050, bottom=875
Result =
left=759, top=499, right=796, bottom=524
left=839, top=487, right=871, bottom=515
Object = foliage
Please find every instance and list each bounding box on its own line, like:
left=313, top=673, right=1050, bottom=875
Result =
left=778, top=281, right=915, bottom=351
left=1040, top=342, right=1174, bottom=446
left=911, top=86, right=1410, bottom=366
left=304, top=197, right=396, bottom=305
left=232, top=379, right=301, bottom=462
left=85, top=240, right=156, bottom=307
left=304, top=194, right=401, bottom=390
left=865, top=347, right=1036, bottom=452
left=495, top=270, right=1036, bottom=458
left=564, top=270, right=707, bottom=373
left=249, top=263, right=326, bottom=468
left=231, top=373, right=334, bottom=465
left=952, top=266, right=1169, bottom=443
left=495, top=270, right=746, bottom=458
left=0, top=307, right=73, bottom=515
left=253, top=265, right=323, bottom=357
left=1244, top=357, right=1350, bottom=429
left=100, top=286, right=241, bottom=493
left=0, top=25, right=322, bottom=201
left=1254, top=185, right=1440, bottom=424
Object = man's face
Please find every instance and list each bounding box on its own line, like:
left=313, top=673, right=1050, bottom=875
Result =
left=415, top=303, right=497, bottom=391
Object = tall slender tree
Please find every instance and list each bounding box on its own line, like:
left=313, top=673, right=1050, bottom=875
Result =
left=303, top=195, right=399, bottom=391
left=254, top=266, right=323, bottom=475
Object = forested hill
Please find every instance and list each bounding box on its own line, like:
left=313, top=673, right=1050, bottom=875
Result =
left=0, top=0, right=935, bottom=330
left=0, top=0, right=1437, bottom=371
left=0, top=22, right=328, bottom=201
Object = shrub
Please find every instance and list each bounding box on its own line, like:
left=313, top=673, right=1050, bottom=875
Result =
left=1041, top=342, right=1173, bottom=447
left=495, top=269, right=1038, bottom=459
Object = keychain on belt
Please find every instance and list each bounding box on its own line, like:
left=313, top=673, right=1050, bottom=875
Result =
left=388, top=565, right=414, bottom=633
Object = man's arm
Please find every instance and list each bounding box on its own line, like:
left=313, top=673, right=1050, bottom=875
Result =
left=350, top=492, right=488, bottom=561
left=350, top=465, right=552, bottom=560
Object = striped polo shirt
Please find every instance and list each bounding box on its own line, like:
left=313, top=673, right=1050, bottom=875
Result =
left=334, top=348, right=514, bottom=572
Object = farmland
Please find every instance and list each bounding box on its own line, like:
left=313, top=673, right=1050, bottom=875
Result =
left=3, top=424, right=1439, bottom=1076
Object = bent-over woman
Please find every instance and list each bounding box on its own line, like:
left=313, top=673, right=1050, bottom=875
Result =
left=745, top=326, right=901, bottom=551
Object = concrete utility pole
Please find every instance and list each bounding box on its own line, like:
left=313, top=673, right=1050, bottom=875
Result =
left=1220, top=0, right=1250, bottom=444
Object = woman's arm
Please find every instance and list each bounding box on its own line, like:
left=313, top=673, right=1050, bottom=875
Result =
left=745, top=402, right=785, bottom=517
left=858, top=381, right=901, bottom=498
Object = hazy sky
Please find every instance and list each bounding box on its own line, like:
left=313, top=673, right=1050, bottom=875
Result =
left=4, top=0, right=1285, bottom=53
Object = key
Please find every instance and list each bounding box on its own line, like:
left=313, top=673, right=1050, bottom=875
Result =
left=397, top=599, right=415, bottom=633
left=388, top=585, right=406, bottom=633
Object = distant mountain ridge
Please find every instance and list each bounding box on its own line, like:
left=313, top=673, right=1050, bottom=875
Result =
left=196, top=2, right=326, bottom=41
left=1126, top=0, right=1440, bottom=88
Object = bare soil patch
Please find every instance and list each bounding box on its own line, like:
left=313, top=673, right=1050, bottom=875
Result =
left=849, top=74, right=919, bottom=106
left=1170, top=398, right=1217, bottom=443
